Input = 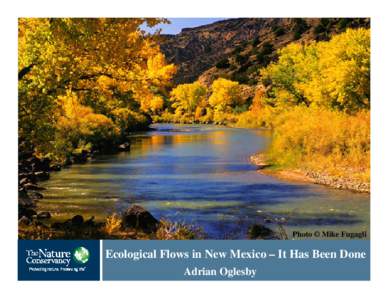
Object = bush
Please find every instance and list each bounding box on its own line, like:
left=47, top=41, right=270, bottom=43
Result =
left=251, top=36, right=261, bottom=47
left=156, top=219, right=204, bottom=240
left=337, top=18, right=352, bottom=30
left=273, top=26, right=286, bottom=37
left=232, top=46, right=243, bottom=54
left=103, top=214, right=122, bottom=235
left=255, top=53, right=272, bottom=66
left=56, top=92, right=120, bottom=156
left=293, top=18, right=309, bottom=40
left=111, top=108, right=151, bottom=133
left=261, top=42, right=274, bottom=55
left=268, top=107, right=370, bottom=181
left=231, top=72, right=250, bottom=84
left=216, top=58, right=230, bottom=69
left=314, top=24, right=326, bottom=35
left=235, top=54, right=248, bottom=65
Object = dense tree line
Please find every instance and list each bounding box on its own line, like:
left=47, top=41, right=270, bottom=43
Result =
left=19, top=21, right=370, bottom=183
left=160, top=28, right=370, bottom=182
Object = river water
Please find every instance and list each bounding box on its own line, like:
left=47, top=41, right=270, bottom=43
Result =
left=38, top=124, right=370, bottom=239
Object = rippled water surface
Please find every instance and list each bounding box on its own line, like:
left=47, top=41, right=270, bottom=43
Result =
left=38, top=124, right=370, bottom=239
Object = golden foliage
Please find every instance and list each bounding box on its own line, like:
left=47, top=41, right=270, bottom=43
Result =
left=269, top=107, right=370, bottom=181
left=150, top=95, right=165, bottom=113
left=104, top=213, right=123, bottom=235
left=170, top=81, right=207, bottom=115
left=239, top=29, right=370, bottom=184
left=261, top=28, right=370, bottom=113
left=165, top=78, right=247, bottom=125
left=56, top=92, right=119, bottom=156
left=208, top=78, right=243, bottom=109
left=18, top=18, right=175, bottom=159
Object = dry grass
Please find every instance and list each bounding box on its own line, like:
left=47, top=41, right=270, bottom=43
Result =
left=268, top=107, right=370, bottom=183
left=103, top=213, right=122, bottom=235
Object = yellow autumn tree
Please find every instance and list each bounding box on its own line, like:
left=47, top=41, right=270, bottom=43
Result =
left=207, top=78, right=244, bottom=124
left=208, top=78, right=242, bottom=109
left=260, top=28, right=370, bottom=113
left=18, top=18, right=176, bottom=160
left=170, top=82, right=207, bottom=119
left=257, top=28, right=370, bottom=183
left=56, top=92, right=119, bottom=155
left=150, top=95, right=165, bottom=113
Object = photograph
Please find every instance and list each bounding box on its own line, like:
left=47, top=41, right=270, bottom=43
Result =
left=18, top=17, right=370, bottom=241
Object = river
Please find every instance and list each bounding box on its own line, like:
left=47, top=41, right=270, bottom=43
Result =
left=38, top=124, right=370, bottom=239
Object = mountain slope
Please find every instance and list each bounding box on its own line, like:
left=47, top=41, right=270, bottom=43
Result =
left=160, top=18, right=370, bottom=85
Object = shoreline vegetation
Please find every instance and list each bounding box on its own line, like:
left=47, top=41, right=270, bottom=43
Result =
left=249, top=153, right=370, bottom=193
left=18, top=19, right=370, bottom=239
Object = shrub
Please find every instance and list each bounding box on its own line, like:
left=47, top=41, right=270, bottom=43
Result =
left=232, top=46, right=243, bottom=54
left=337, top=18, right=352, bottom=30
left=261, top=42, right=274, bottom=55
left=268, top=107, right=370, bottom=181
left=235, top=54, right=248, bottom=65
left=111, top=108, right=151, bottom=133
left=273, top=26, right=286, bottom=37
left=216, top=58, right=230, bottom=69
left=293, top=18, right=309, bottom=40
left=104, top=213, right=123, bottom=235
left=251, top=36, right=261, bottom=47
left=231, top=72, right=250, bottom=84
left=156, top=219, right=204, bottom=240
left=56, top=92, right=119, bottom=155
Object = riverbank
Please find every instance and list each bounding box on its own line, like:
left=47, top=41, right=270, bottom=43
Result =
left=18, top=138, right=134, bottom=228
left=19, top=202, right=280, bottom=240
left=17, top=143, right=202, bottom=240
left=250, top=153, right=370, bottom=193
left=18, top=204, right=203, bottom=240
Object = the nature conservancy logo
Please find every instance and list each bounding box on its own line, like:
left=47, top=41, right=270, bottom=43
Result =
left=25, top=246, right=90, bottom=267
left=19, top=240, right=100, bottom=280
left=73, top=246, right=90, bottom=264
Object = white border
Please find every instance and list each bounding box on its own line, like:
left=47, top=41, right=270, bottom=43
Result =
left=1, top=0, right=388, bottom=299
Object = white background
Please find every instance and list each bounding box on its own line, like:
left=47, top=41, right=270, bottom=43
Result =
left=0, top=0, right=387, bottom=298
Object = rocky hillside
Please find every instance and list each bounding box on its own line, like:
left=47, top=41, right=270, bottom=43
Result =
left=160, top=18, right=370, bottom=86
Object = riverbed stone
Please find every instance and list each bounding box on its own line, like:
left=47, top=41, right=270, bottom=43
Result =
left=123, top=205, right=159, bottom=233
left=34, top=171, right=50, bottom=181
left=37, top=211, right=51, bottom=219
left=29, top=191, right=44, bottom=200
left=250, top=153, right=270, bottom=169
left=49, top=164, right=62, bottom=171
left=71, top=215, right=84, bottom=226
left=25, top=182, right=45, bottom=191
left=19, top=172, right=37, bottom=184
left=248, top=224, right=277, bottom=239
left=18, top=216, right=31, bottom=226
left=31, top=157, right=50, bottom=172
left=118, top=142, right=130, bottom=151
left=19, top=207, right=37, bottom=219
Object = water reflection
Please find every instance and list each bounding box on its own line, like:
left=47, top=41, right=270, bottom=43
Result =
left=38, top=124, right=370, bottom=239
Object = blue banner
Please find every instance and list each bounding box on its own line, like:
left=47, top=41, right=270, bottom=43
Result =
left=18, top=240, right=100, bottom=280
left=102, top=240, right=370, bottom=280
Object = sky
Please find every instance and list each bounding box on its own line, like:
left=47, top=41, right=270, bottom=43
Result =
left=141, top=18, right=226, bottom=35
